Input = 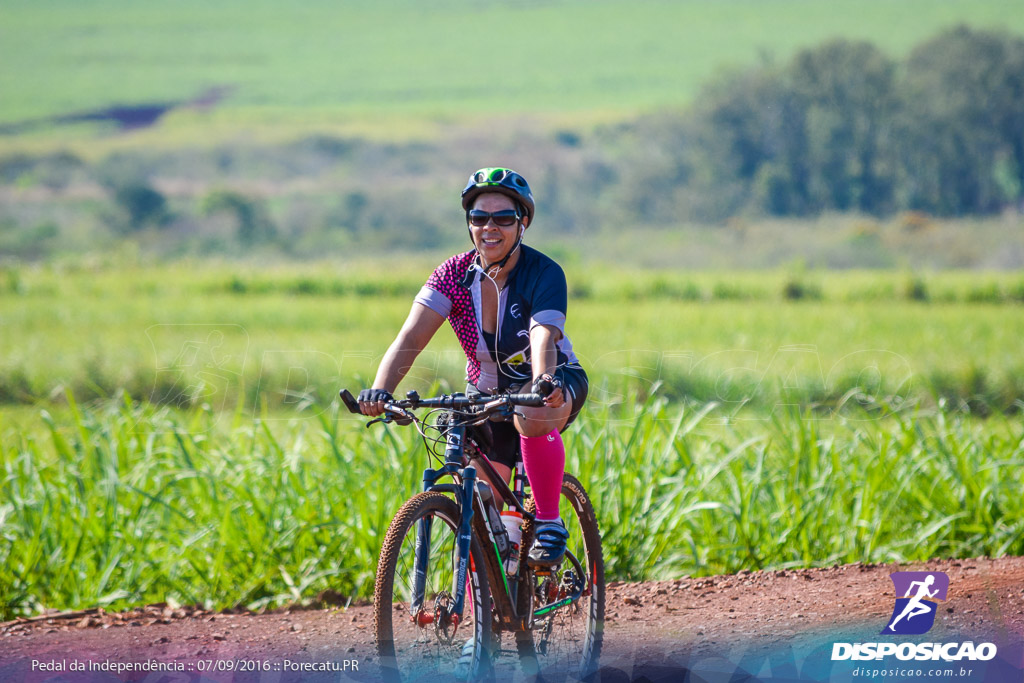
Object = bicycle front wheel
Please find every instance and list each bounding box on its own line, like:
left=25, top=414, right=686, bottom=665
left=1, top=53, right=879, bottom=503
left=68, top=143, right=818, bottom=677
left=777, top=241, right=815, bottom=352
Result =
left=374, top=491, right=493, bottom=682
left=516, top=473, right=605, bottom=681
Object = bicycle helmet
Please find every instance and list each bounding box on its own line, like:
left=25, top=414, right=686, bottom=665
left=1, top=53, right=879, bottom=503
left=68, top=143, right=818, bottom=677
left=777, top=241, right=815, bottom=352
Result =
left=461, top=167, right=535, bottom=222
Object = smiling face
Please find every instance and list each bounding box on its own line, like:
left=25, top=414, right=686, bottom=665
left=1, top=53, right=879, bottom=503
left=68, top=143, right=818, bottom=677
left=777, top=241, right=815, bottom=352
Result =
left=469, top=192, right=528, bottom=264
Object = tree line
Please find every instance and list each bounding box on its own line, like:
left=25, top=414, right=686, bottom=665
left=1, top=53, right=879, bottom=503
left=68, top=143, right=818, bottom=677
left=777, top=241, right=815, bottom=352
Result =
left=618, top=25, right=1024, bottom=222
left=1, top=25, right=1022, bottom=261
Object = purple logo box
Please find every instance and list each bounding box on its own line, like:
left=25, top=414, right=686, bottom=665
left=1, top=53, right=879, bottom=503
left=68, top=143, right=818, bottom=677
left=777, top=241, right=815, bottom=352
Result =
left=882, top=571, right=950, bottom=635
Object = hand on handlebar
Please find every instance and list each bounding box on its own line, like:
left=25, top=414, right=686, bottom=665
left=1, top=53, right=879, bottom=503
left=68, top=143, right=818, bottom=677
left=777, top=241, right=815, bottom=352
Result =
left=356, top=388, right=414, bottom=425
left=357, top=388, right=393, bottom=417
left=533, top=374, right=565, bottom=409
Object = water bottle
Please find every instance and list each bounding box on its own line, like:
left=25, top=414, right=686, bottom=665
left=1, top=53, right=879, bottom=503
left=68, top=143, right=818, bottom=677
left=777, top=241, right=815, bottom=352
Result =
left=476, top=482, right=509, bottom=558
left=501, top=510, right=523, bottom=576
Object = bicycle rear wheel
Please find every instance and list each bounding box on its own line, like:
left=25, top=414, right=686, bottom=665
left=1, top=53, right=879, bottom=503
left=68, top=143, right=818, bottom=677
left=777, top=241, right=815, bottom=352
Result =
left=374, top=491, right=493, bottom=682
left=516, top=474, right=604, bottom=681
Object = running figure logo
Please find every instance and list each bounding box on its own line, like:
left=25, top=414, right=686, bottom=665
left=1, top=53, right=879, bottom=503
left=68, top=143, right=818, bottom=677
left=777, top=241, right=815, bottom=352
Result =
left=883, top=572, right=949, bottom=635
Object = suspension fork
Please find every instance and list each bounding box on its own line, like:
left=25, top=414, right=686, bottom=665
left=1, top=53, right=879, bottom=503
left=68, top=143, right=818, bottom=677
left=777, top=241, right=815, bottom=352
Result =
left=453, top=465, right=477, bottom=619
left=410, top=466, right=440, bottom=617
left=444, top=424, right=476, bottom=619
left=410, top=425, right=477, bottom=623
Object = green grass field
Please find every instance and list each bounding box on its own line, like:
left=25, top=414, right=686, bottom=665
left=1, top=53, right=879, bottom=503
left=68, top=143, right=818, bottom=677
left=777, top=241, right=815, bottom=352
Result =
left=2, top=0, right=1023, bottom=622
left=2, top=0, right=1023, bottom=145
left=2, top=386, right=1021, bottom=620
left=2, top=263, right=1023, bottom=414
left=1, top=264, right=1023, bottom=619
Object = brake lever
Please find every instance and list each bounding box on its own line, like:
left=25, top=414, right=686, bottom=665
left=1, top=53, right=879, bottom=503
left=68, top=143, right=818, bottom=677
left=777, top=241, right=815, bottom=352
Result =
left=369, top=402, right=416, bottom=427
left=385, top=403, right=416, bottom=423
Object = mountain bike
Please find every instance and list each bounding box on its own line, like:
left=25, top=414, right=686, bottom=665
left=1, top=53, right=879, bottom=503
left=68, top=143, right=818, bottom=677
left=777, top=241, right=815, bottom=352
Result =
left=340, top=387, right=604, bottom=682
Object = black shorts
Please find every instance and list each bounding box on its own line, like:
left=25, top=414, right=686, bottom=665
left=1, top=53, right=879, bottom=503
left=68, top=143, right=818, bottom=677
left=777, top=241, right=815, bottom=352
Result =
left=467, top=363, right=589, bottom=470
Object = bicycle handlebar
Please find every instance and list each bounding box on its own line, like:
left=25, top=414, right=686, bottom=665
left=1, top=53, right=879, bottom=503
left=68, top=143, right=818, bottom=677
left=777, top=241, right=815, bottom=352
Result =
left=339, top=381, right=551, bottom=421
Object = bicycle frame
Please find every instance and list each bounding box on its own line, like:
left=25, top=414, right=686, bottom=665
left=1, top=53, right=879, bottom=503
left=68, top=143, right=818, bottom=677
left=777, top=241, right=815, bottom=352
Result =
left=412, top=413, right=589, bottom=633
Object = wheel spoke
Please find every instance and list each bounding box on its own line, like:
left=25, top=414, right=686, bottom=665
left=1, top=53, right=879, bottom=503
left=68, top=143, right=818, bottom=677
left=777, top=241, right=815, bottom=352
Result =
left=515, top=474, right=604, bottom=681
left=374, top=492, right=492, bottom=682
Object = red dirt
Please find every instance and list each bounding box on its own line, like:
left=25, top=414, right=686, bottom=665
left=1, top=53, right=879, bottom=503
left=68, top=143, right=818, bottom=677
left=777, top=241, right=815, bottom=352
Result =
left=3, top=556, right=1023, bottom=681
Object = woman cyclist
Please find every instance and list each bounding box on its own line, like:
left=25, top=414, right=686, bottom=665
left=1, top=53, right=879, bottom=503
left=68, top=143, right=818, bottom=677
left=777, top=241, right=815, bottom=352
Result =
left=357, top=167, right=588, bottom=566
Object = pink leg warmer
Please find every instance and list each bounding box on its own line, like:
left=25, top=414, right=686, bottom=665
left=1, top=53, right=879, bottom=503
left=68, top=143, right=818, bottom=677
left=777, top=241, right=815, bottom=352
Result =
left=520, top=430, right=566, bottom=520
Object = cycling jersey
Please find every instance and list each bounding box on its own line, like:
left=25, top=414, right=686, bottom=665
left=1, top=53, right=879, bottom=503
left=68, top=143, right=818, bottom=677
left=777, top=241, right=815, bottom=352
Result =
left=414, top=245, right=581, bottom=393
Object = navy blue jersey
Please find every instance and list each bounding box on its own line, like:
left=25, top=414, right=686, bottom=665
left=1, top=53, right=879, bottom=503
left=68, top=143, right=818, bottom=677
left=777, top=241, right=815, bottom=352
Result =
left=414, top=245, right=581, bottom=392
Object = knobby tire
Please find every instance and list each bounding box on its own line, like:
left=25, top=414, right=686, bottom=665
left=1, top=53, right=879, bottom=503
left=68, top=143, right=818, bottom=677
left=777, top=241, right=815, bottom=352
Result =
left=374, top=491, right=493, bottom=682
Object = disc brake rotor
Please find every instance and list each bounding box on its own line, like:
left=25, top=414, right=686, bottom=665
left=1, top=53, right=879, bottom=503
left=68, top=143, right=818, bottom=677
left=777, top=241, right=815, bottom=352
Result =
left=433, top=591, right=460, bottom=645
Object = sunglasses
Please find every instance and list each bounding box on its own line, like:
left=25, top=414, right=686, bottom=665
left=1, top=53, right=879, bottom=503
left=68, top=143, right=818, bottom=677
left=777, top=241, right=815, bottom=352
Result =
left=466, top=209, right=521, bottom=228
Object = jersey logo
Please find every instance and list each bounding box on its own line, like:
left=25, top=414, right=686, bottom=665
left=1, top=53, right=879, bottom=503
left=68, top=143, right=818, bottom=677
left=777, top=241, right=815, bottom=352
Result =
left=510, top=303, right=522, bottom=319
left=504, top=345, right=530, bottom=367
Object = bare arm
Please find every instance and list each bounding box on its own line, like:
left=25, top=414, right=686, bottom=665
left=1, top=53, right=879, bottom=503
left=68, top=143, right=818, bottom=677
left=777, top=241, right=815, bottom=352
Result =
left=360, top=302, right=445, bottom=416
left=530, top=324, right=564, bottom=408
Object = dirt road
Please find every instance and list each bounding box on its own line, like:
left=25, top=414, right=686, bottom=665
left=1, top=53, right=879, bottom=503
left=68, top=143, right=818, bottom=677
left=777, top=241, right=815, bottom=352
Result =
left=3, top=556, right=1023, bottom=682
